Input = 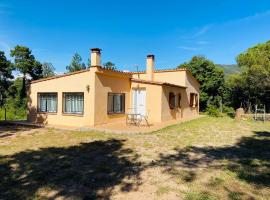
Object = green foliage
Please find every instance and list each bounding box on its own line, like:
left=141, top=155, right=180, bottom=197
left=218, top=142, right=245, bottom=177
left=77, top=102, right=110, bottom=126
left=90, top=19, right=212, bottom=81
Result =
left=10, top=45, right=43, bottom=80
left=0, top=51, right=13, bottom=106
left=0, top=107, right=26, bottom=120
left=7, top=78, right=26, bottom=108
left=103, top=61, right=116, bottom=70
left=185, top=192, right=217, bottom=200
left=216, top=64, right=240, bottom=76
left=66, top=53, right=86, bottom=72
left=222, top=106, right=235, bottom=118
left=206, top=105, right=221, bottom=117
left=10, top=45, right=43, bottom=98
left=228, top=40, right=270, bottom=111
left=178, top=56, right=225, bottom=111
left=42, top=62, right=55, bottom=77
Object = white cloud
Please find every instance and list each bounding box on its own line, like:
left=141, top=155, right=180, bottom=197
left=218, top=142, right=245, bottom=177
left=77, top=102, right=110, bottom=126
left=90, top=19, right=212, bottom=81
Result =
left=228, top=10, right=270, bottom=24
left=193, top=25, right=213, bottom=37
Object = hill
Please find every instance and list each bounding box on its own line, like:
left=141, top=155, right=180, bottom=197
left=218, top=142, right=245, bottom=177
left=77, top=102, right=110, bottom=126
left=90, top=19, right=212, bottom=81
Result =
left=217, top=64, right=241, bottom=76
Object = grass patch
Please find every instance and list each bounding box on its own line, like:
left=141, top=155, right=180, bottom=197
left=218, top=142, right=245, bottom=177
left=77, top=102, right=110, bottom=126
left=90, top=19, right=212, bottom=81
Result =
left=156, top=186, right=171, bottom=196
left=228, top=191, right=244, bottom=200
left=185, top=191, right=217, bottom=200
left=207, top=177, right=224, bottom=188
left=0, top=116, right=270, bottom=199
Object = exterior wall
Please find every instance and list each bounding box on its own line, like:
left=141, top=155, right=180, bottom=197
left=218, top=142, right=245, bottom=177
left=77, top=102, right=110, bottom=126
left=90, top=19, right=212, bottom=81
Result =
left=28, top=66, right=200, bottom=127
left=161, top=86, right=184, bottom=121
left=152, top=71, right=186, bottom=86
left=131, top=82, right=163, bottom=122
left=183, top=71, right=200, bottom=117
left=132, top=71, right=186, bottom=86
left=93, top=70, right=131, bottom=125
left=28, top=71, right=92, bottom=127
left=133, top=70, right=200, bottom=121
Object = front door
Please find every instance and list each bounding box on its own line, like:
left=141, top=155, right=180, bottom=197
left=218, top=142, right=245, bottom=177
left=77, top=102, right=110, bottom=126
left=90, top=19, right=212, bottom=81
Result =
left=132, top=89, right=146, bottom=115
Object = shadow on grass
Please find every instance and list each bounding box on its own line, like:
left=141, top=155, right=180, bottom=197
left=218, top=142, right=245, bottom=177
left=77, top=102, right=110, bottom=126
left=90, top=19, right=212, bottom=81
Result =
left=151, top=131, right=270, bottom=187
left=0, top=139, right=142, bottom=199
left=0, top=122, right=41, bottom=138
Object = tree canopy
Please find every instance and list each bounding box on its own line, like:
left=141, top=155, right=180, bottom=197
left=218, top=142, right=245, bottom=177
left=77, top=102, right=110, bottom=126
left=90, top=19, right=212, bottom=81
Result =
left=103, top=61, right=116, bottom=70
left=42, top=62, right=55, bottom=77
left=228, top=40, right=270, bottom=110
left=10, top=45, right=43, bottom=98
left=178, top=56, right=225, bottom=111
left=0, top=51, right=13, bottom=106
left=10, top=45, right=43, bottom=80
left=66, top=53, right=86, bottom=72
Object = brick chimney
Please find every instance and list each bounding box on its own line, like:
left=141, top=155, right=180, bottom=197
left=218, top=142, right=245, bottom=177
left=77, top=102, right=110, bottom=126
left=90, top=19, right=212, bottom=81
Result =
left=146, top=55, right=155, bottom=81
left=90, top=48, right=101, bottom=67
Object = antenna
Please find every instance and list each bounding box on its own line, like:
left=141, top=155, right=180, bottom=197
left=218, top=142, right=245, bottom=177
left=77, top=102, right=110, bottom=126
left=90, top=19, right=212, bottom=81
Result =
left=135, top=64, right=140, bottom=79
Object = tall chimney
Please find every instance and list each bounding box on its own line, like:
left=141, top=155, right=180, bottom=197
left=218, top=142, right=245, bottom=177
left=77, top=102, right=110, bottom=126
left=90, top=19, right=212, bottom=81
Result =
left=90, top=48, right=101, bottom=67
left=146, top=55, right=155, bottom=81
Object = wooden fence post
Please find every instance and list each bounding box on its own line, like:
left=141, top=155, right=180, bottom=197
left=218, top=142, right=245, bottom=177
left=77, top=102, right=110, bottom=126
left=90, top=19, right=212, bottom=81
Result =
left=4, top=107, right=6, bottom=121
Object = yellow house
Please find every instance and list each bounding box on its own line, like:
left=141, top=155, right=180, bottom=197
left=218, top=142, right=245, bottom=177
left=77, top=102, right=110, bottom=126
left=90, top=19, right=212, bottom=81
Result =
left=27, top=48, right=200, bottom=127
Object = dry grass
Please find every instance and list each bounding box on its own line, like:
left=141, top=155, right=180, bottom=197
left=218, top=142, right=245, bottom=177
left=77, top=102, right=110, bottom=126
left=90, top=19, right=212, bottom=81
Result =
left=0, top=117, right=270, bottom=199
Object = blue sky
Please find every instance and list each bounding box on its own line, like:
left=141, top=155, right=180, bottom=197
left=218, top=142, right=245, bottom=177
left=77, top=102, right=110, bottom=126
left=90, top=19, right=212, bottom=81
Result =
left=0, top=0, right=270, bottom=73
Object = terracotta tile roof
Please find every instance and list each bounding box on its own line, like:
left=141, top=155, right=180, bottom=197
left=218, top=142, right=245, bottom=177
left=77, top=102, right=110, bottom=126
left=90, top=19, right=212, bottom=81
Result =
left=30, top=66, right=191, bottom=84
left=31, top=68, right=90, bottom=84
left=31, top=66, right=132, bottom=84
left=129, top=68, right=187, bottom=74
left=96, top=66, right=132, bottom=74
left=131, top=78, right=187, bottom=88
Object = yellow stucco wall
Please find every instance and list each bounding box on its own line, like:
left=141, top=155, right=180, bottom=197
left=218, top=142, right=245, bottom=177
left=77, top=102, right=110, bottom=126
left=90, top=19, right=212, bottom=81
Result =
left=93, top=70, right=131, bottom=125
left=28, top=67, right=200, bottom=127
left=132, top=70, right=186, bottom=86
left=161, top=86, right=184, bottom=121
left=183, top=71, right=200, bottom=117
left=131, top=82, right=163, bottom=122
left=132, top=70, right=200, bottom=121
left=28, top=70, right=92, bottom=127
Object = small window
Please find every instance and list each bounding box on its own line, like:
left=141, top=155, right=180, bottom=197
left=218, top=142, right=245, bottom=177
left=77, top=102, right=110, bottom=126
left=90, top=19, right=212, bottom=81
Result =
left=38, top=93, right=57, bottom=113
left=108, top=93, right=125, bottom=114
left=169, top=92, right=176, bottom=109
left=63, top=93, right=84, bottom=114
left=178, top=93, right=182, bottom=108
left=190, top=93, right=198, bottom=107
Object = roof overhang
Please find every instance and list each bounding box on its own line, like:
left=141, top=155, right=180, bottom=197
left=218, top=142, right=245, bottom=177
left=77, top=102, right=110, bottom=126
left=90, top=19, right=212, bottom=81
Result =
left=131, top=78, right=187, bottom=89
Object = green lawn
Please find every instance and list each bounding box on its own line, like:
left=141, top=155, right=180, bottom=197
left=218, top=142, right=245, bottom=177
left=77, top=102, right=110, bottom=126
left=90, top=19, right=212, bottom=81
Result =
left=0, top=117, right=270, bottom=200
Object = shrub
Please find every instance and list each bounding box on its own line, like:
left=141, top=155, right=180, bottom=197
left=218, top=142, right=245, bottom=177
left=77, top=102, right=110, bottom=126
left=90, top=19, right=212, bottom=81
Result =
left=0, top=106, right=26, bottom=120
left=206, top=105, right=221, bottom=117
left=223, top=106, right=235, bottom=118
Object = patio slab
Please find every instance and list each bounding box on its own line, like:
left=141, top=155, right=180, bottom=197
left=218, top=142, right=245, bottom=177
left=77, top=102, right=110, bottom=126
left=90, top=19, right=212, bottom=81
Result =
left=3, top=115, right=204, bottom=134
left=81, top=115, right=204, bottom=134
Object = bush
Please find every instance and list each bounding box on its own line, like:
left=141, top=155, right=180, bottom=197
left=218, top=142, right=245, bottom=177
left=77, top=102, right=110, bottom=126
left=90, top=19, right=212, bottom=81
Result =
left=206, top=105, right=221, bottom=117
left=223, top=106, right=235, bottom=118
left=0, top=107, right=26, bottom=120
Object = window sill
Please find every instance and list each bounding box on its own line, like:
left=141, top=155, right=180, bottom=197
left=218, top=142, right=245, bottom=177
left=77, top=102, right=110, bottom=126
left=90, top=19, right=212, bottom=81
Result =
left=62, top=113, right=84, bottom=117
left=37, top=112, right=57, bottom=115
left=107, top=112, right=125, bottom=115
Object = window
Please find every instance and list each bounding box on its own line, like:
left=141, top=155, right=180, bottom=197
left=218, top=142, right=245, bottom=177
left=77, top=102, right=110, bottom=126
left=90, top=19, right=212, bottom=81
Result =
left=190, top=93, right=198, bottom=107
left=63, top=93, right=84, bottom=114
left=178, top=93, right=182, bottom=108
left=169, top=92, right=176, bottom=109
left=38, top=93, right=57, bottom=113
left=108, top=93, right=125, bottom=114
